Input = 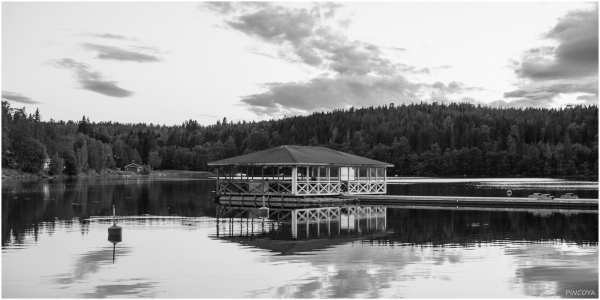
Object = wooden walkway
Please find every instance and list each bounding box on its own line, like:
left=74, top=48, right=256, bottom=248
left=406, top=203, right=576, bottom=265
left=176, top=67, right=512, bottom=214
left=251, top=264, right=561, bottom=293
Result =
left=356, top=195, right=598, bottom=209
left=216, top=195, right=358, bottom=208
left=216, top=194, right=598, bottom=210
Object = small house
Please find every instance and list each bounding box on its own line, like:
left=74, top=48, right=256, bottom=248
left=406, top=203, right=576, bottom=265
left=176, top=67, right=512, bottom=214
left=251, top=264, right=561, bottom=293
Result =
left=124, top=163, right=143, bottom=173
left=42, top=156, right=51, bottom=170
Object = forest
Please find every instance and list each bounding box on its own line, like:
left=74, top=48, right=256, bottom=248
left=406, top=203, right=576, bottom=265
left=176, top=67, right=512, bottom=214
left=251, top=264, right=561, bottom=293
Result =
left=2, top=100, right=598, bottom=177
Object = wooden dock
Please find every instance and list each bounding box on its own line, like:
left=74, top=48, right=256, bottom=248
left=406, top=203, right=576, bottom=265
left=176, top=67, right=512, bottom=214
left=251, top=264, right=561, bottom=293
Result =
left=216, top=195, right=358, bottom=208
left=356, top=195, right=598, bottom=209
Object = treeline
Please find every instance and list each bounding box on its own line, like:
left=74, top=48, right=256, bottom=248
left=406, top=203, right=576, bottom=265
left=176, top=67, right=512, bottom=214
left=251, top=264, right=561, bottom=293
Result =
left=2, top=100, right=598, bottom=176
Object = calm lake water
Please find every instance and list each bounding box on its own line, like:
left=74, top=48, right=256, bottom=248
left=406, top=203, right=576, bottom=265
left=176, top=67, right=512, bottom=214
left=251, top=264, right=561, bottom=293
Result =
left=2, top=177, right=598, bottom=298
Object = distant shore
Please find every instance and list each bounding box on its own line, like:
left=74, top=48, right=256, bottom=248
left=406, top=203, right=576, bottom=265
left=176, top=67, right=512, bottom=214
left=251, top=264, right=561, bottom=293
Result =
left=1, top=168, right=214, bottom=180
left=2, top=167, right=593, bottom=180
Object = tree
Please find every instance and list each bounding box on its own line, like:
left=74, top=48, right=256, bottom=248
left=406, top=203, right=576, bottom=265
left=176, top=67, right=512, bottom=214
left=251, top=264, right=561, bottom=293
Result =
left=49, top=152, right=65, bottom=175
left=14, top=138, right=47, bottom=173
left=148, top=151, right=162, bottom=170
left=1, top=101, right=598, bottom=177
left=61, top=149, right=80, bottom=175
left=223, top=136, right=238, bottom=158
left=77, top=115, right=91, bottom=135
left=2, top=101, right=13, bottom=167
left=75, top=139, right=89, bottom=171
left=244, top=129, right=269, bottom=151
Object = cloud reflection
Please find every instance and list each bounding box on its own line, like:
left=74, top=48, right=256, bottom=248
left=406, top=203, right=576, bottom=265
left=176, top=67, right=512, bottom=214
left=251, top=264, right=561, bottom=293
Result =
left=255, top=241, right=597, bottom=298
left=82, top=282, right=158, bottom=298
left=49, top=246, right=131, bottom=285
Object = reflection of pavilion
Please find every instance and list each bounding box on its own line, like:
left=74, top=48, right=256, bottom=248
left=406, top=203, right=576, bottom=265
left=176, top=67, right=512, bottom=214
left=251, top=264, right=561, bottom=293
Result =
left=215, top=204, right=390, bottom=254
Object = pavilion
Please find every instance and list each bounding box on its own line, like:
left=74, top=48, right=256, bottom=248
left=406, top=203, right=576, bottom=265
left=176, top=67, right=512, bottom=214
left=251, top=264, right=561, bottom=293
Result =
left=207, top=145, right=393, bottom=197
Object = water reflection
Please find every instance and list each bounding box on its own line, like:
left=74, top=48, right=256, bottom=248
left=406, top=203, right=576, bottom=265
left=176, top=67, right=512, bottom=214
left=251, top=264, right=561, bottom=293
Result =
left=213, top=204, right=597, bottom=249
left=215, top=205, right=389, bottom=255
left=207, top=204, right=598, bottom=297
left=385, top=207, right=597, bottom=246
left=2, top=177, right=218, bottom=246
left=108, top=235, right=121, bottom=264
left=2, top=177, right=597, bottom=298
left=49, top=246, right=131, bottom=285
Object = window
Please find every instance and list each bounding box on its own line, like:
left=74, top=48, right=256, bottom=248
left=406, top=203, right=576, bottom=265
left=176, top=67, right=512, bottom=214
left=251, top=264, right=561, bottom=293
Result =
left=318, top=166, right=327, bottom=181
left=330, top=167, right=340, bottom=181
left=308, top=166, right=320, bottom=181
left=277, top=166, right=292, bottom=180
left=369, top=167, right=377, bottom=180
left=358, top=167, right=368, bottom=180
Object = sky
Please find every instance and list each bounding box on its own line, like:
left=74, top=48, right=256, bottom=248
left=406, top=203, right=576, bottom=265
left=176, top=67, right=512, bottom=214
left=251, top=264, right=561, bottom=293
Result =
left=2, top=2, right=598, bottom=126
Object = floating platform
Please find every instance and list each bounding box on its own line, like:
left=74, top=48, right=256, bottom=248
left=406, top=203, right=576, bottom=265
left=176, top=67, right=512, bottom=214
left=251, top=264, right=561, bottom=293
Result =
left=356, top=195, right=598, bottom=209
left=215, top=195, right=357, bottom=208
left=216, top=194, right=598, bottom=210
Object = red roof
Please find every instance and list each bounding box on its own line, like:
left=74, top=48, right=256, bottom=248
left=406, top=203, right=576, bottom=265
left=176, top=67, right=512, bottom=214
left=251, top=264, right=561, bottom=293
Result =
left=207, top=145, right=393, bottom=167
left=124, top=163, right=142, bottom=168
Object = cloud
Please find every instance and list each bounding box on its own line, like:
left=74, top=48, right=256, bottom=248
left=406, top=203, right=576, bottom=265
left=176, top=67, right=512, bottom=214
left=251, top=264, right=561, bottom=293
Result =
left=51, top=58, right=134, bottom=98
left=81, top=43, right=161, bottom=62
left=202, top=2, right=239, bottom=14
left=488, top=98, right=554, bottom=109
left=505, top=5, right=598, bottom=108
left=240, top=75, right=421, bottom=117
left=577, top=94, right=599, bottom=105
left=514, top=6, right=598, bottom=80
left=432, top=81, right=464, bottom=94
left=205, top=2, right=406, bottom=77
left=204, top=2, right=438, bottom=116
left=247, top=48, right=279, bottom=60
left=197, top=113, right=218, bottom=118
left=80, top=81, right=135, bottom=98
left=388, top=46, right=406, bottom=51
left=504, top=81, right=597, bottom=99
left=81, top=32, right=136, bottom=41
left=1, top=91, right=40, bottom=104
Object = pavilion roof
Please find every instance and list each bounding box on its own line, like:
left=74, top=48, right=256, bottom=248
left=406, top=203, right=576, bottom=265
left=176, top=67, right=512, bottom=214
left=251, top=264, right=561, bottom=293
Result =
left=207, top=145, right=393, bottom=167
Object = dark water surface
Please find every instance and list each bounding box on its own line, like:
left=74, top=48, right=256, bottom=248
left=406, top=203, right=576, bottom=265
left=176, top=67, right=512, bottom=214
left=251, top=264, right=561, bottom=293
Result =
left=2, top=177, right=598, bottom=298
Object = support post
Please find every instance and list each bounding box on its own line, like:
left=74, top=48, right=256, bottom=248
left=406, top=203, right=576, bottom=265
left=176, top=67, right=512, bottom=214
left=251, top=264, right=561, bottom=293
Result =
left=216, top=168, right=219, bottom=195
left=383, top=167, right=387, bottom=194
left=291, top=209, right=297, bottom=238
left=383, top=207, right=387, bottom=230
left=292, top=167, right=297, bottom=195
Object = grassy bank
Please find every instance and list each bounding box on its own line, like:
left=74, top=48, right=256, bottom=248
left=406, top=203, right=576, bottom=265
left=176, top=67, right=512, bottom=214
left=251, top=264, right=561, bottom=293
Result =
left=1, top=168, right=215, bottom=180
left=150, top=170, right=215, bottom=177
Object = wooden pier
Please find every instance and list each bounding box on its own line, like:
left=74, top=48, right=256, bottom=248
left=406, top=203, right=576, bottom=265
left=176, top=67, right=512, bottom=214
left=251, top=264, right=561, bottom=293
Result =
left=208, top=146, right=597, bottom=210
left=216, top=195, right=357, bottom=208
left=355, top=195, right=598, bottom=209
left=216, top=193, right=598, bottom=210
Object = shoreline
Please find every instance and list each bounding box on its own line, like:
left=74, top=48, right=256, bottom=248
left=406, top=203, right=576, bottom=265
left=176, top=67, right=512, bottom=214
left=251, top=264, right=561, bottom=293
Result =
left=1, top=168, right=215, bottom=180
left=1, top=168, right=594, bottom=181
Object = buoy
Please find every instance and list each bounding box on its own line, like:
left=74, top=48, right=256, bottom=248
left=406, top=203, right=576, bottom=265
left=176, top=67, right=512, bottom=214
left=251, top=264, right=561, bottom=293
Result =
left=108, top=234, right=121, bottom=264
left=108, top=205, right=122, bottom=237
left=258, top=196, right=269, bottom=219
left=507, top=190, right=512, bottom=197
left=107, top=205, right=122, bottom=264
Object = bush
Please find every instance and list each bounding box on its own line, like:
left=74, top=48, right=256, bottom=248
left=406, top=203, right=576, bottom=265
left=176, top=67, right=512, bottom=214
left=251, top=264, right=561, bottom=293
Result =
left=140, top=165, right=151, bottom=175
left=49, top=153, right=65, bottom=175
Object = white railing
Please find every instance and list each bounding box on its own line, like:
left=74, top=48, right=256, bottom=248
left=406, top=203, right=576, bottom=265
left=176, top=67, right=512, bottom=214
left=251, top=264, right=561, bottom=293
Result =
left=347, top=181, right=386, bottom=194
left=296, top=181, right=341, bottom=195
left=218, top=180, right=292, bottom=195
left=217, top=179, right=385, bottom=195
